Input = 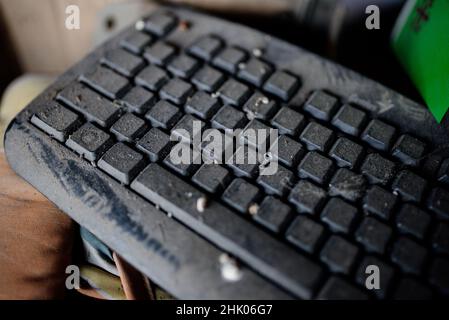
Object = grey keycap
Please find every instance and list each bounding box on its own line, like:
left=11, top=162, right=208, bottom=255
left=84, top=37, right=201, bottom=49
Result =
left=243, top=92, right=277, bottom=120
left=135, top=65, right=169, bottom=91
left=270, top=135, right=304, bottom=168
left=185, top=91, right=221, bottom=120
left=80, top=66, right=131, bottom=99
left=356, top=217, right=392, bottom=254
left=320, top=235, right=359, bottom=274
left=328, top=168, right=366, bottom=202
left=66, top=123, right=113, bottom=161
left=167, top=54, right=200, bottom=78
left=101, top=48, right=145, bottom=77
left=143, top=42, right=176, bottom=65
left=191, top=65, right=225, bottom=92
left=427, top=187, right=449, bottom=219
left=396, top=204, right=430, bottom=239
left=121, top=86, right=156, bottom=114
left=192, top=164, right=232, bottom=193
left=392, top=170, right=427, bottom=202
left=360, top=153, right=395, bottom=185
left=392, top=134, right=426, bottom=166
left=163, top=151, right=200, bottom=177
left=271, top=107, right=306, bottom=136
left=298, top=152, right=334, bottom=185
left=227, top=146, right=260, bottom=178
left=257, top=165, right=295, bottom=196
left=362, top=119, right=396, bottom=151
left=286, top=215, right=325, bottom=253
left=263, top=70, right=299, bottom=101
left=363, top=186, right=397, bottom=220
left=172, top=114, right=205, bottom=144
left=329, top=138, right=364, bottom=169
left=238, top=58, right=273, bottom=87
left=160, top=78, right=194, bottom=105
left=304, top=91, right=339, bottom=121
left=253, top=197, right=292, bottom=233
left=212, top=106, right=247, bottom=132
left=120, top=31, right=152, bottom=54
left=213, top=47, right=247, bottom=73
left=218, top=79, right=251, bottom=106
left=188, top=35, right=223, bottom=60
left=145, top=100, right=182, bottom=129
left=332, top=104, right=367, bottom=136
left=222, top=178, right=261, bottom=213
left=391, top=237, right=427, bottom=274
left=321, top=198, right=357, bottom=233
left=289, top=180, right=326, bottom=214
left=300, top=122, right=334, bottom=152
left=137, top=128, right=172, bottom=162
left=144, top=12, right=177, bottom=36
left=110, top=113, right=148, bottom=142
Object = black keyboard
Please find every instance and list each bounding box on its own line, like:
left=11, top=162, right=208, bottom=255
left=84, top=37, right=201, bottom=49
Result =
left=4, top=7, right=449, bottom=299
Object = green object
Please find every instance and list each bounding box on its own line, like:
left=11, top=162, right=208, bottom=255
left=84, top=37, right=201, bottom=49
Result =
left=392, top=0, right=449, bottom=122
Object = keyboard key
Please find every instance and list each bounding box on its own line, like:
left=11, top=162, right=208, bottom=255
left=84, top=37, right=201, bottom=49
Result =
left=427, top=187, right=449, bottom=219
left=143, top=42, right=176, bottom=65
left=320, top=235, right=359, bottom=274
left=270, top=135, right=304, bottom=168
left=286, top=215, right=325, bottom=253
left=240, top=119, right=271, bottom=149
left=254, top=197, right=292, bottom=233
left=391, top=237, right=427, bottom=274
left=191, top=65, right=225, bottom=92
left=360, top=153, right=395, bottom=185
left=227, top=146, right=259, bottom=178
left=321, top=198, right=357, bottom=233
left=163, top=151, right=200, bottom=177
left=392, top=170, right=427, bottom=202
left=80, top=66, right=131, bottom=99
left=222, top=178, right=261, bottom=213
left=218, top=79, right=251, bottom=106
left=200, top=131, right=233, bottom=163
left=257, top=165, right=295, bottom=196
left=135, top=65, right=169, bottom=91
left=101, top=48, right=145, bottom=77
left=332, top=104, right=367, bottom=136
left=300, top=122, right=334, bottom=152
left=437, top=158, right=449, bottom=184
left=356, top=256, right=394, bottom=299
left=66, top=123, right=113, bottom=161
left=212, top=106, right=247, bottom=132
left=394, top=278, right=432, bottom=300
left=192, top=164, right=232, bottom=193
left=145, top=100, right=182, bottom=130
left=188, top=35, right=223, bottom=61
left=57, top=83, right=121, bottom=127
left=144, top=12, right=177, bottom=36
left=167, top=54, right=200, bottom=78
left=136, top=128, right=172, bottom=162
left=329, top=138, right=364, bottom=169
left=304, top=91, right=338, bottom=121
left=213, top=47, right=247, bottom=73
left=237, top=58, right=273, bottom=87
left=243, top=92, right=277, bottom=121
left=432, top=223, right=449, bottom=254
left=172, top=114, right=205, bottom=144
left=362, top=119, right=396, bottom=151
left=120, top=31, right=152, bottom=54
left=98, top=143, right=145, bottom=184
left=363, top=186, right=397, bottom=220
left=396, top=204, right=430, bottom=239
left=429, top=258, right=449, bottom=295
left=317, top=277, right=368, bottom=300
left=31, top=102, right=81, bottom=142
left=263, top=70, right=299, bottom=101
left=185, top=91, right=221, bottom=120
left=121, top=86, right=155, bottom=114
left=392, top=134, right=426, bottom=166
left=329, top=168, right=366, bottom=202
left=356, top=217, right=392, bottom=254
left=289, top=180, right=326, bottom=214
left=160, top=78, right=194, bottom=105
left=298, top=152, right=334, bottom=185
left=110, top=113, right=148, bottom=142
left=271, top=107, right=305, bottom=136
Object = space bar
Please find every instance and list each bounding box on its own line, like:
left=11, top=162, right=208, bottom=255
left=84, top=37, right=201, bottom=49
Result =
left=130, top=163, right=324, bottom=299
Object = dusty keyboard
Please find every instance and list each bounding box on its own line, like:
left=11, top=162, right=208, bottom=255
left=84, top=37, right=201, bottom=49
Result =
left=4, top=7, right=449, bottom=299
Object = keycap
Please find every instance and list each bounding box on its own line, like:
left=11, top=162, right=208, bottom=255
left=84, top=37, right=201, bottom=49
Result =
left=80, top=66, right=131, bottom=99
left=361, top=119, right=396, bottom=151
left=391, top=237, right=427, bottom=274
left=300, top=122, right=334, bottom=152
left=257, top=165, right=295, bottom=196
left=135, top=65, right=169, bottom=91
left=211, top=106, right=247, bottom=132
left=121, top=86, right=155, bottom=114
left=110, top=113, right=148, bottom=142
left=98, top=143, right=146, bottom=184
left=223, top=178, right=261, bottom=213
left=192, top=164, right=232, bottom=193
left=200, top=130, right=233, bottom=163
left=356, top=217, right=392, bottom=254
left=270, top=135, right=304, bottom=168
left=237, top=58, right=273, bottom=87
left=317, top=277, right=368, bottom=300
left=163, top=151, right=200, bottom=177
left=185, top=91, right=221, bottom=120
left=396, top=204, right=430, bottom=239
left=329, top=138, right=364, bottom=169
left=130, top=163, right=324, bottom=298
left=240, top=119, right=271, bottom=149
left=360, top=153, right=395, bottom=185
left=392, top=134, right=426, bottom=166
left=321, top=198, right=357, bottom=233
left=394, top=278, right=432, bottom=300
left=304, top=91, right=338, bottom=121
left=160, top=78, right=193, bottom=105
left=191, top=65, right=225, bottom=92
left=437, top=158, right=449, bottom=184
left=432, top=223, right=449, bottom=254
left=254, top=197, right=292, bottom=233
left=392, top=170, right=427, bottom=202
left=143, top=42, right=176, bottom=65
left=136, top=128, right=172, bottom=162
left=271, top=107, right=306, bottom=136
left=188, top=35, right=223, bottom=61
left=427, top=187, right=449, bottom=219
left=298, top=152, right=334, bottom=185
left=286, top=215, right=325, bottom=253
left=320, top=235, right=359, bottom=274
left=145, top=100, right=182, bottom=130
left=218, top=79, right=251, bottom=106
left=332, top=104, right=367, bottom=136
left=355, top=256, right=394, bottom=299
left=120, top=31, right=152, bottom=54
left=101, top=48, right=145, bottom=77
left=211, top=47, right=247, bottom=74
left=167, top=54, right=200, bottom=78
left=289, top=180, right=326, bottom=214
left=242, top=92, right=277, bottom=120
left=31, top=102, right=81, bottom=142
left=363, top=186, right=397, bottom=220
left=429, top=258, right=449, bottom=295
left=66, top=123, right=113, bottom=161
left=227, top=146, right=260, bottom=178
left=172, top=114, right=205, bottom=143
left=263, top=70, right=299, bottom=101
left=144, top=12, right=177, bottom=36
left=329, top=168, right=366, bottom=202
left=57, top=83, right=121, bottom=127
